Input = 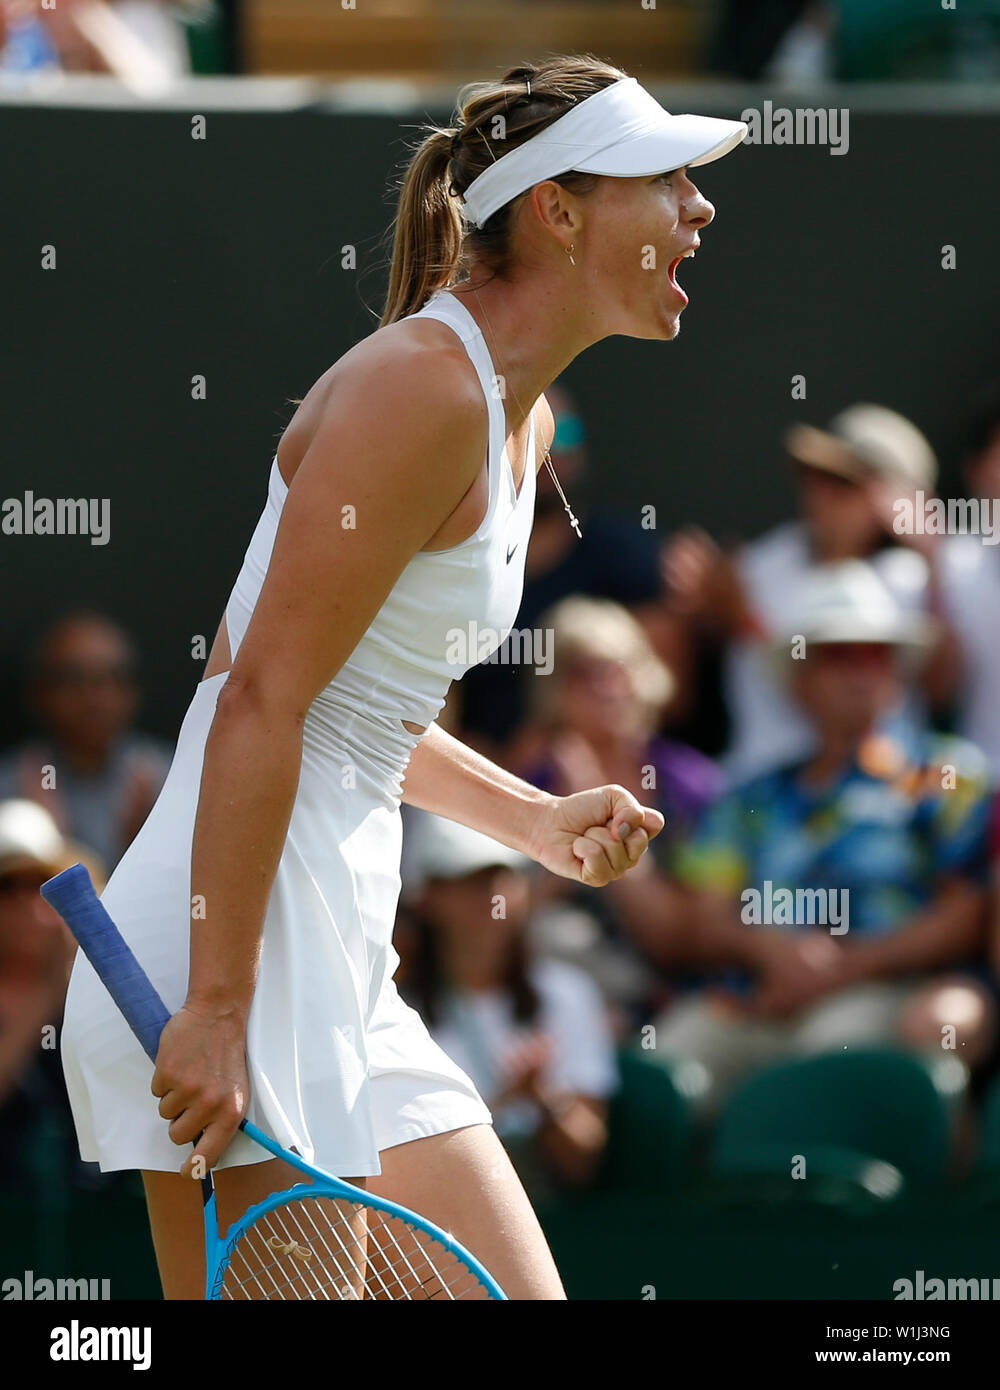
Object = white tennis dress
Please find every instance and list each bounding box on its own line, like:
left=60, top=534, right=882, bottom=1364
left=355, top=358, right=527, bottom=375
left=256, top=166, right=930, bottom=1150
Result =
left=61, top=287, right=538, bottom=1176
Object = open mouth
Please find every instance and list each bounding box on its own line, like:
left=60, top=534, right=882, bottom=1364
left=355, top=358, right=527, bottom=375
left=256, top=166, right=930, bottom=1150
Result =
left=667, top=247, right=697, bottom=303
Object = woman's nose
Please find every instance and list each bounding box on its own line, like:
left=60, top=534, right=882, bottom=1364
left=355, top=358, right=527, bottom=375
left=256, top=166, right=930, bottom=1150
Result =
left=685, top=188, right=715, bottom=229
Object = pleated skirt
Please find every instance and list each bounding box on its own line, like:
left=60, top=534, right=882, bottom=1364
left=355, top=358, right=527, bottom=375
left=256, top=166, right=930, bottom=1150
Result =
left=61, top=671, right=491, bottom=1176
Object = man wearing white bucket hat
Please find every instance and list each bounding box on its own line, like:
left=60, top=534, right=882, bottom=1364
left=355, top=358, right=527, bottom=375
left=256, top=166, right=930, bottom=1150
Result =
left=648, top=561, right=995, bottom=1114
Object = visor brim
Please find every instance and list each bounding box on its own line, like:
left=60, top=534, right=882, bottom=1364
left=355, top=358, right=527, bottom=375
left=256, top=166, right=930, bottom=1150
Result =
left=571, top=115, right=748, bottom=178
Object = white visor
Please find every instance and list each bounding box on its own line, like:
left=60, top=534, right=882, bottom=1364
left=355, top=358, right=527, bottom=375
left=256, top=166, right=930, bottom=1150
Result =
left=459, top=76, right=748, bottom=228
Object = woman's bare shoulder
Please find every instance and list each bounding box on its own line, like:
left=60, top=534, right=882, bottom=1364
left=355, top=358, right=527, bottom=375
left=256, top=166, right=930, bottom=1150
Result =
left=278, top=317, right=483, bottom=487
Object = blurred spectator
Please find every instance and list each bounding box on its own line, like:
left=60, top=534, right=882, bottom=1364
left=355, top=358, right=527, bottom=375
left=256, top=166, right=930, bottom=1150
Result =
left=0, top=0, right=60, bottom=72
left=940, top=384, right=1000, bottom=777
left=2, top=0, right=192, bottom=85
left=399, top=809, right=617, bottom=1200
left=706, top=0, right=828, bottom=80
left=989, top=793, right=1000, bottom=981
left=105, top=0, right=192, bottom=74
left=455, top=382, right=678, bottom=759
left=513, top=595, right=723, bottom=1029
left=648, top=561, right=995, bottom=1115
left=764, top=0, right=836, bottom=83
left=0, top=799, right=105, bottom=1190
left=706, top=0, right=1000, bottom=83
left=665, top=403, right=961, bottom=782
left=0, top=610, right=172, bottom=871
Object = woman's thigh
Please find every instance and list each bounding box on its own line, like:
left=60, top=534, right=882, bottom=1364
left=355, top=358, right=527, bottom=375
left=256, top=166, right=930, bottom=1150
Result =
left=143, top=1156, right=364, bottom=1300
left=144, top=1125, right=564, bottom=1300
left=367, top=1123, right=566, bottom=1300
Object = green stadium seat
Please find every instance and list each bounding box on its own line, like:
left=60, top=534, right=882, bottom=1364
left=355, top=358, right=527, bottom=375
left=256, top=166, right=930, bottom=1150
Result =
left=180, top=1, right=231, bottom=76
left=837, top=0, right=1000, bottom=80
left=975, top=1071, right=1000, bottom=1171
left=981, top=1072, right=1000, bottom=1167
left=595, top=1049, right=695, bottom=1194
left=940, top=1070, right=1000, bottom=1211
left=710, top=1049, right=955, bottom=1187
left=708, top=1140, right=906, bottom=1211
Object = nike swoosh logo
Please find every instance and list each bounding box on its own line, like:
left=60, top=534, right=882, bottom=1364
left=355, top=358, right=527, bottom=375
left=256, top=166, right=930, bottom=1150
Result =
left=506, top=543, right=518, bottom=564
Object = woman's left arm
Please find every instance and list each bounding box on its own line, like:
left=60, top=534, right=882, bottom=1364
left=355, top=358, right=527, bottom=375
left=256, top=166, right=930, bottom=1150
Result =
left=401, top=722, right=664, bottom=886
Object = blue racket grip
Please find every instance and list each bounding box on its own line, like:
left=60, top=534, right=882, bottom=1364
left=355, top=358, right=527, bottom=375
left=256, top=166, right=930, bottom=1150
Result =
left=41, top=862, right=170, bottom=1064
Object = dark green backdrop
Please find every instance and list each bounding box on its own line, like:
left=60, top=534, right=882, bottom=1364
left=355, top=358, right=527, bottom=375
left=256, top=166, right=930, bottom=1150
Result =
left=2, top=89, right=999, bottom=743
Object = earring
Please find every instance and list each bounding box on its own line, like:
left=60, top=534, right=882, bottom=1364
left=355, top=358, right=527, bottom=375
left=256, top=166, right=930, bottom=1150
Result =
left=567, top=243, right=576, bottom=266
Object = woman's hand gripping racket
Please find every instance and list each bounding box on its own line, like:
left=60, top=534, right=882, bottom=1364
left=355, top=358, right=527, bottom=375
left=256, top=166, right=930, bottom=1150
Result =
left=41, top=863, right=507, bottom=1301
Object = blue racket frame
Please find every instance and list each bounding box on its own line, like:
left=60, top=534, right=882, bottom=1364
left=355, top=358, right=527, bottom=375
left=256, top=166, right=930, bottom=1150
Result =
left=42, top=862, right=508, bottom=1301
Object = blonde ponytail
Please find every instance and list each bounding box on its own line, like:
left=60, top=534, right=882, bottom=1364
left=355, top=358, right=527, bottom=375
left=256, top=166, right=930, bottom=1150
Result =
left=380, top=127, right=464, bottom=327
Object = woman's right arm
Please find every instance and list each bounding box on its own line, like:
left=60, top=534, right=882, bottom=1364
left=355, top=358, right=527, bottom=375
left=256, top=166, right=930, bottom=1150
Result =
left=151, top=340, right=489, bottom=1177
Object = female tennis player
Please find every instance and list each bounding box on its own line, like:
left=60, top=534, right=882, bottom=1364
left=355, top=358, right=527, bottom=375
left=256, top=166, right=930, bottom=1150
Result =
left=60, top=55, right=746, bottom=1299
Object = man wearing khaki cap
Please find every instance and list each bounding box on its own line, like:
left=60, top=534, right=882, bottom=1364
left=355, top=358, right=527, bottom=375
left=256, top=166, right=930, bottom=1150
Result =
left=784, top=403, right=938, bottom=493
left=665, top=402, right=960, bottom=781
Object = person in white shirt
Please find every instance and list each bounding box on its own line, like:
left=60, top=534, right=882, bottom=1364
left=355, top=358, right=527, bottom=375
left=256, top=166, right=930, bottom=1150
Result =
left=398, top=808, right=619, bottom=1197
left=939, top=386, right=1000, bottom=777
left=664, top=403, right=961, bottom=782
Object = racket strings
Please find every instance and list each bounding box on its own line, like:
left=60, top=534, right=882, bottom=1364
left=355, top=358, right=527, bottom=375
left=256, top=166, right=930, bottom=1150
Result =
left=219, top=1194, right=491, bottom=1300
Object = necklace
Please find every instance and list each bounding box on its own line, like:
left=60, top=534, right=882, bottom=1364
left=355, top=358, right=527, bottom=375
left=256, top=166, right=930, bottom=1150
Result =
left=469, top=285, right=583, bottom=539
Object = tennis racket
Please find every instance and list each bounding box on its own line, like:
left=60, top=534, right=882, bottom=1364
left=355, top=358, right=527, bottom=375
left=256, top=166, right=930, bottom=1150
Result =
left=41, top=862, right=507, bottom=1301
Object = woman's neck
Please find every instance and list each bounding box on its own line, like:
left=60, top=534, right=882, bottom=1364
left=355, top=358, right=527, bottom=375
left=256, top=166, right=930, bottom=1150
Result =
left=449, top=264, right=603, bottom=429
